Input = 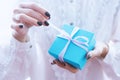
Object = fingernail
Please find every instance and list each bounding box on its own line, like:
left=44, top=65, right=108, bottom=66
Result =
left=44, top=21, right=49, bottom=26
left=51, top=60, right=56, bottom=65
left=45, top=12, right=50, bottom=19
left=53, top=60, right=56, bottom=64
left=63, top=63, right=66, bottom=66
left=87, top=54, right=91, bottom=60
left=19, top=25, right=23, bottom=28
left=51, top=62, right=54, bottom=65
left=37, top=21, right=42, bottom=26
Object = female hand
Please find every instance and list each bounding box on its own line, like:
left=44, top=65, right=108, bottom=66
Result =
left=11, top=2, right=50, bottom=42
left=51, top=41, right=109, bottom=73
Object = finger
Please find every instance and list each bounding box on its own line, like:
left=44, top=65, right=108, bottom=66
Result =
left=64, top=63, right=78, bottom=73
left=13, top=8, right=49, bottom=26
left=11, top=23, right=28, bottom=35
left=53, top=60, right=78, bottom=73
left=11, top=23, right=30, bottom=42
left=51, top=60, right=57, bottom=65
left=87, top=51, right=94, bottom=59
left=54, top=60, right=66, bottom=68
left=11, top=23, right=23, bottom=31
left=13, top=13, right=43, bottom=27
left=19, top=3, right=50, bottom=19
left=56, top=60, right=78, bottom=73
left=87, top=49, right=101, bottom=59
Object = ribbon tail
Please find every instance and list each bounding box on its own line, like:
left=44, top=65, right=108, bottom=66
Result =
left=58, top=41, right=70, bottom=62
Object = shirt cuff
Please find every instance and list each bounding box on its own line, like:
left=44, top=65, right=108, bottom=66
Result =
left=103, top=41, right=114, bottom=65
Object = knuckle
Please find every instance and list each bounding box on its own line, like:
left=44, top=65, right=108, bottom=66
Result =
left=13, top=8, right=19, bottom=13
left=26, top=9, right=33, bottom=15
left=19, top=14, right=25, bottom=20
left=13, top=14, right=20, bottom=21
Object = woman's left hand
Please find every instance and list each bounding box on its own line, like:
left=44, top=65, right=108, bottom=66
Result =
left=51, top=41, right=109, bottom=73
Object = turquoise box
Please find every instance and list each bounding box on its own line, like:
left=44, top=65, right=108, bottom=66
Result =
left=48, top=24, right=96, bottom=69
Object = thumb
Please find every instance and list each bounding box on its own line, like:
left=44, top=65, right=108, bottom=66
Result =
left=11, top=23, right=24, bottom=32
left=11, top=23, right=29, bottom=36
left=87, top=49, right=101, bottom=59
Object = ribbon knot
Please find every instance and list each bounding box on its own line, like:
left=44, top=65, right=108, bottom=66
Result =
left=57, top=27, right=89, bottom=62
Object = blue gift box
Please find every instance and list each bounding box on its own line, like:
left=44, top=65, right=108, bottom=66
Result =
left=48, top=24, right=96, bottom=69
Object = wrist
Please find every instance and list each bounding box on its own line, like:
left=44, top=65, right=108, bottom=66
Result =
left=101, top=43, right=109, bottom=58
left=12, top=32, right=30, bottom=42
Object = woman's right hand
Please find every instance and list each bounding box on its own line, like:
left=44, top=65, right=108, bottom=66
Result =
left=11, top=2, right=50, bottom=42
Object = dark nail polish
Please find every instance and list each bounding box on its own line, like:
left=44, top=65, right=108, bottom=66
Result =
left=19, top=25, right=23, bottom=28
left=37, top=21, right=42, bottom=26
left=87, top=54, right=91, bottom=60
left=44, top=21, right=49, bottom=26
left=51, top=60, right=56, bottom=65
left=45, top=12, right=50, bottom=18
left=63, top=63, right=66, bottom=66
left=51, top=62, right=54, bottom=65
left=53, top=60, right=56, bottom=64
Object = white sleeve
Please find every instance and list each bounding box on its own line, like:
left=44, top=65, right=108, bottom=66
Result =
left=0, top=36, right=32, bottom=79
left=103, top=7, right=120, bottom=77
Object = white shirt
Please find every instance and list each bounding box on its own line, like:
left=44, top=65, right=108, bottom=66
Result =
left=1, top=0, right=120, bottom=80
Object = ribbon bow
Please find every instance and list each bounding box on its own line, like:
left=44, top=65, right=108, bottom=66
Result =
left=57, top=27, right=89, bottom=62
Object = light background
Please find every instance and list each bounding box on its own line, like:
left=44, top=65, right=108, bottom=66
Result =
left=0, top=0, right=18, bottom=44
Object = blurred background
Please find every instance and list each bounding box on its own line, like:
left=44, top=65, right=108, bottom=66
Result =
left=0, top=0, right=19, bottom=44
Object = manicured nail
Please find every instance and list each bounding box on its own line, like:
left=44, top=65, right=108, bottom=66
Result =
left=63, top=63, right=66, bottom=66
left=45, top=12, right=50, bottom=19
left=37, top=21, right=42, bottom=26
left=51, top=62, right=54, bottom=65
left=19, top=25, right=23, bottom=28
left=44, top=21, right=49, bottom=26
left=51, top=60, right=56, bottom=65
left=87, top=54, right=91, bottom=60
left=53, top=60, right=56, bottom=64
